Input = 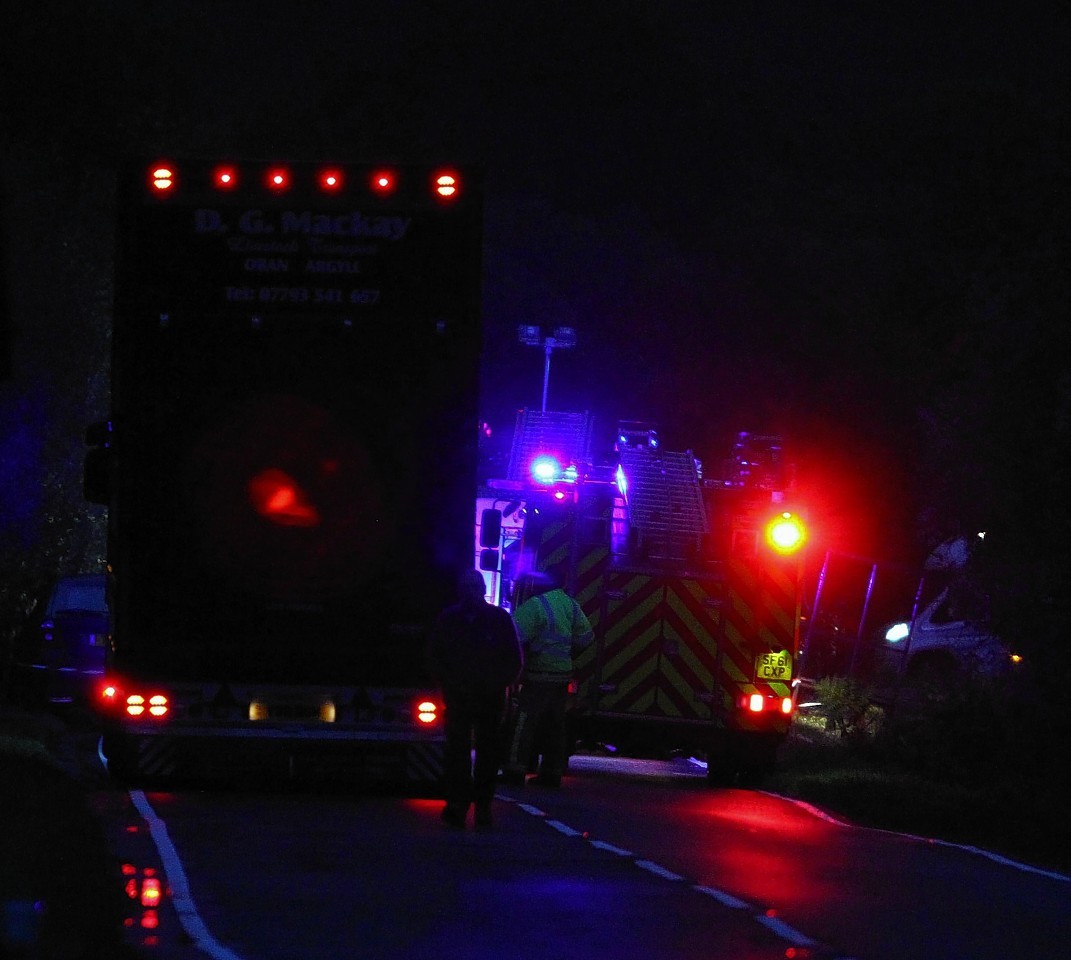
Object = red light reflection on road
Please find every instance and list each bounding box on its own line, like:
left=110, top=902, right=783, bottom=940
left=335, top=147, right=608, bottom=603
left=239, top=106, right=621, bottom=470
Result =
left=683, top=789, right=849, bottom=912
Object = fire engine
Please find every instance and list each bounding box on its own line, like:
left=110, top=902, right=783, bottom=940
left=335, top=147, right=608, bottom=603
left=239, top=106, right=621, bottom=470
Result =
left=86, top=159, right=484, bottom=785
left=477, top=411, right=807, bottom=784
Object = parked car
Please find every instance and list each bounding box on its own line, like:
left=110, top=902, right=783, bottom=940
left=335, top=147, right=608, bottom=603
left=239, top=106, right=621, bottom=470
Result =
left=30, top=574, right=110, bottom=705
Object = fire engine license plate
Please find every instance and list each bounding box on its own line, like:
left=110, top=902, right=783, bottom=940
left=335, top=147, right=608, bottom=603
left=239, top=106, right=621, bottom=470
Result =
left=755, top=650, right=792, bottom=681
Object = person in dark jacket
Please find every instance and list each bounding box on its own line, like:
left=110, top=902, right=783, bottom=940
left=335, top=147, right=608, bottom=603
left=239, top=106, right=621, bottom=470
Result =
left=502, top=567, right=593, bottom=787
left=426, top=569, right=523, bottom=827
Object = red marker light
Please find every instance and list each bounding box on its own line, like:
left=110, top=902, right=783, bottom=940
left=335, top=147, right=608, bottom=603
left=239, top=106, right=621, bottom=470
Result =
left=140, top=877, right=163, bottom=908
left=150, top=165, right=175, bottom=192
left=248, top=468, right=321, bottom=527
left=433, top=171, right=459, bottom=199
left=319, top=168, right=343, bottom=191
left=370, top=170, right=396, bottom=194
left=265, top=167, right=291, bottom=191
left=213, top=165, right=239, bottom=189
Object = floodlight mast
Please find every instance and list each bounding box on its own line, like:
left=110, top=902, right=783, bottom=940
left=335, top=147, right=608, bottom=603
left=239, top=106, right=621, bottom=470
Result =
left=517, top=325, right=576, bottom=412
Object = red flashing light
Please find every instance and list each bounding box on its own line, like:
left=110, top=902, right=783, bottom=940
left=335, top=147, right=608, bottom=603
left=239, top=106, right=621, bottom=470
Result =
left=319, top=168, right=343, bottom=191
left=265, top=167, right=291, bottom=191
left=433, top=170, right=459, bottom=199
left=370, top=170, right=397, bottom=194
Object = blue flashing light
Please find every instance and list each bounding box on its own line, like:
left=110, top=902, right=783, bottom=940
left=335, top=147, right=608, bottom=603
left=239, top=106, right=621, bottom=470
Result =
left=531, top=456, right=561, bottom=483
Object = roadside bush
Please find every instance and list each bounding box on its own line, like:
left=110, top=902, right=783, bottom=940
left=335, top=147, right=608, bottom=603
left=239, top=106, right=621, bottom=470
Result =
left=871, top=673, right=1062, bottom=785
left=811, top=676, right=882, bottom=741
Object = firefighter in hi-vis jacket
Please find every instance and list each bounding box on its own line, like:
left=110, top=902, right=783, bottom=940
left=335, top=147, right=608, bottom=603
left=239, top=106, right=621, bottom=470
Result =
left=502, top=569, right=594, bottom=787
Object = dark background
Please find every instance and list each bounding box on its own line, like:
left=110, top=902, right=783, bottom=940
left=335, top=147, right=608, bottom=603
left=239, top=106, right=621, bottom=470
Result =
left=1, top=1, right=1069, bottom=655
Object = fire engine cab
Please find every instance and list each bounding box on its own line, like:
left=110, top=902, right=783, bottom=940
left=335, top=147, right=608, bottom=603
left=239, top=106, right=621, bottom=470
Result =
left=477, top=411, right=807, bottom=784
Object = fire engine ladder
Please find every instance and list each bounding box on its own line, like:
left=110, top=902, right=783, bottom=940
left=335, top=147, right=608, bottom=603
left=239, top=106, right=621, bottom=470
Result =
left=617, top=447, right=707, bottom=558
left=506, top=408, right=594, bottom=481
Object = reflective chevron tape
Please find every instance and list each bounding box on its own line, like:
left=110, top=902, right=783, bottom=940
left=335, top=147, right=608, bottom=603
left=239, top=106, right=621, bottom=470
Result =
left=721, top=556, right=801, bottom=698
left=406, top=742, right=444, bottom=782
left=132, top=736, right=180, bottom=778
left=592, top=573, right=723, bottom=720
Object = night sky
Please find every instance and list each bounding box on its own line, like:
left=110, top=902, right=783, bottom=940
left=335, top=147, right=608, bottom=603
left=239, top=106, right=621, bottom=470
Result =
left=2, top=1, right=1068, bottom=565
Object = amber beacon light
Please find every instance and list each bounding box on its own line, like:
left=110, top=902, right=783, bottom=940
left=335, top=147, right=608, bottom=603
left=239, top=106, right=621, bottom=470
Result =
left=765, top=511, right=806, bottom=554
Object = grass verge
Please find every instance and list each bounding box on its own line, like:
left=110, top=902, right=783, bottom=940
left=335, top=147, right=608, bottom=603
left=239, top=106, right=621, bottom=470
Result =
left=769, top=709, right=1071, bottom=876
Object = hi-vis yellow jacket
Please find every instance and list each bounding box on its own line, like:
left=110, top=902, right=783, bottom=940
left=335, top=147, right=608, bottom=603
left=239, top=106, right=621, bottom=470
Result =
left=514, top=588, right=594, bottom=683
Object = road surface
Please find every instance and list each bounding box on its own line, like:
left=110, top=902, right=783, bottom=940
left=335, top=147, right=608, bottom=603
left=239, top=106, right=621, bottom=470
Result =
left=90, top=754, right=1070, bottom=960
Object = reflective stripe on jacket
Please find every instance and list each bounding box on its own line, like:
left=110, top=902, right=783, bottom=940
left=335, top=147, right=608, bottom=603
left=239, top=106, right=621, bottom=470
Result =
left=514, top=588, right=594, bottom=682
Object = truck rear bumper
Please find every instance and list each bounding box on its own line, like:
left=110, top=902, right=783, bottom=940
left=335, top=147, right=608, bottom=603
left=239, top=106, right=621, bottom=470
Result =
left=101, top=726, right=444, bottom=788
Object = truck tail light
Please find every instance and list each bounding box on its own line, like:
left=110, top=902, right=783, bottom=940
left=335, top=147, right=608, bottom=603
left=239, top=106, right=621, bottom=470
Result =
left=99, top=680, right=169, bottom=720
left=433, top=171, right=459, bottom=199
left=415, top=699, right=440, bottom=725
left=150, top=166, right=175, bottom=192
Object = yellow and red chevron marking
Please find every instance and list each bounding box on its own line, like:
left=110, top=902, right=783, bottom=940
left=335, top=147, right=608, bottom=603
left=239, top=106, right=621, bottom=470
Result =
left=592, top=572, right=721, bottom=720
left=530, top=521, right=609, bottom=624
left=719, top=555, right=802, bottom=699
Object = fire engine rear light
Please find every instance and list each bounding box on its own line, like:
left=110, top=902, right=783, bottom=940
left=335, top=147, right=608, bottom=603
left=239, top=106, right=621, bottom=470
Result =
left=781, top=696, right=794, bottom=715
left=747, top=693, right=764, bottom=713
left=416, top=700, right=439, bottom=724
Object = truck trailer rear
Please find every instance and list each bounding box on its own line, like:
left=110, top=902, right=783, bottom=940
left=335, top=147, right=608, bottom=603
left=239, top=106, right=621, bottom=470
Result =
left=89, top=160, right=484, bottom=785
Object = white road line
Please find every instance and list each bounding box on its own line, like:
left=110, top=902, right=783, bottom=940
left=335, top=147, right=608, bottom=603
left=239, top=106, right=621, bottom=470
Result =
left=511, top=793, right=844, bottom=953
left=129, top=790, right=248, bottom=960
left=755, top=914, right=818, bottom=946
left=590, top=840, right=634, bottom=857
left=634, top=859, right=684, bottom=881
left=546, top=819, right=583, bottom=836
left=693, top=885, right=750, bottom=910
left=763, top=790, right=1071, bottom=882
left=516, top=802, right=546, bottom=817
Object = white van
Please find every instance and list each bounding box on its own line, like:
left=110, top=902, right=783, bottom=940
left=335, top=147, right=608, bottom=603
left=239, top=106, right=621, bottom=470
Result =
left=882, top=580, right=1019, bottom=683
